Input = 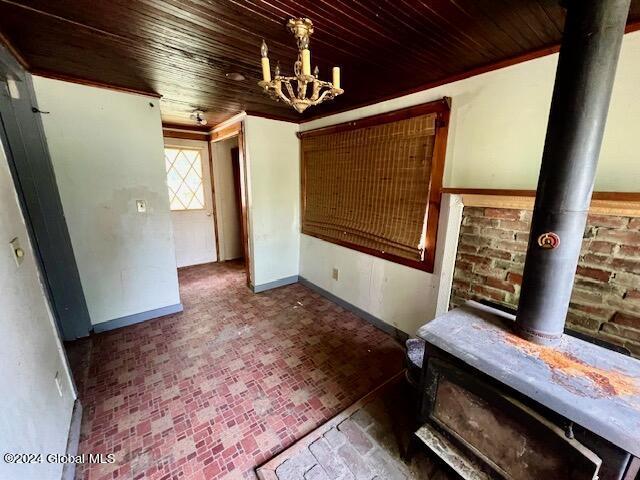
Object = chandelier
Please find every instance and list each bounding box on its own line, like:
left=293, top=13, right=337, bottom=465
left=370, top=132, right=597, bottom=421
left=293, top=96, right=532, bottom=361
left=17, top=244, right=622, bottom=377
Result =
left=258, top=18, right=343, bottom=113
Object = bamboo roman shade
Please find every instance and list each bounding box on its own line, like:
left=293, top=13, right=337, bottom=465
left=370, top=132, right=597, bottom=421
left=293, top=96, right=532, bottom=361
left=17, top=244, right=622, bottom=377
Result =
left=301, top=101, right=448, bottom=270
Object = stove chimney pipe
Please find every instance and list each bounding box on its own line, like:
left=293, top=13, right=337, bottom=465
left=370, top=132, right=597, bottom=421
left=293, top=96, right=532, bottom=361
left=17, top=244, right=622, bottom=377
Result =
left=515, top=0, right=630, bottom=345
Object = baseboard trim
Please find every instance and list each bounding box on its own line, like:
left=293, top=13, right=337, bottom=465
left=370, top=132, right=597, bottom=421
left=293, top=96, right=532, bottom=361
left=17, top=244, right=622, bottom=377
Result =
left=61, top=400, right=82, bottom=480
left=93, top=303, right=183, bottom=333
left=298, top=277, right=409, bottom=343
left=252, top=275, right=299, bottom=293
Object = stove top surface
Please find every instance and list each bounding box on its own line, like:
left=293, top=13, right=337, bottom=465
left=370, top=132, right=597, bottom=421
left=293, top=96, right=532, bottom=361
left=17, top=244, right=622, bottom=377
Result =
left=418, top=301, right=640, bottom=457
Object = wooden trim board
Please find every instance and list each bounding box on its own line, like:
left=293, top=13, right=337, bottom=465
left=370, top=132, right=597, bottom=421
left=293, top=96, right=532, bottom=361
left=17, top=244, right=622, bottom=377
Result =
left=442, top=188, right=640, bottom=217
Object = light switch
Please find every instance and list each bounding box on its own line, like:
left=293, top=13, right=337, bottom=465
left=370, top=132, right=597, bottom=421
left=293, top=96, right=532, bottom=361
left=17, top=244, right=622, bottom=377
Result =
left=332, top=268, right=339, bottom=281
left=136, top=200, right=147, bottom=213
left=9, top=237, right=25, bottom=267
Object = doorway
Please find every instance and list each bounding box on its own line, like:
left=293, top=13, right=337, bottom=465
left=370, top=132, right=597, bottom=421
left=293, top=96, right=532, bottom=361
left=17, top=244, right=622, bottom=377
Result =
left=163, top=123, right=251, bottom=288
left=212, top=137, right=244, bottom=263
left=164, top=138, right=217, bottom=268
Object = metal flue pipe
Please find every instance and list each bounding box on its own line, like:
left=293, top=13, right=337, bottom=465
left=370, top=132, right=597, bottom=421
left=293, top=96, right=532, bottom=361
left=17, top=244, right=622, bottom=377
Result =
left=515, top=0, right=631, bottom=345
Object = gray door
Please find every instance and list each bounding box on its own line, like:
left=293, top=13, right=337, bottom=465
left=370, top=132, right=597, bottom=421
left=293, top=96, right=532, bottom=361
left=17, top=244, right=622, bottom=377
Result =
left=0, top=45, right=91, bottom=340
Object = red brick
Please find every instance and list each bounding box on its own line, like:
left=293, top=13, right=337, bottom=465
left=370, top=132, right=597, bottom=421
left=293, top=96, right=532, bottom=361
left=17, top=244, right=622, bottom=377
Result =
left=587, top=214, right=629, bottom=229
left=515, top=232, right=530, bottom=243
left=495, top=240, right=528, bottom=253
left=464, top=207, right=485, bottom=217
left=498, top=220, right=530, bottom=232
left=452, top=279, right=471, bottom=291
left=619, top=245, right=640, bottom=258
left=455, top=260, right=473, bottom=272
left=625, top=290, right=640, bottom=301
left=486, top=277, right=515, bottom=293
left=458, top=253, right=491, bottom=266
left=568, top=302, right=615, bottom=321
left=587, top=240, right=616, bottom=254
left=596, top=229, right=640, bottom=245
left=575, top=266, right=612, bottom=282
left=478, top=247, right=512, bottom=260
left=571, top=288, right=602, bottom=305
left=566, top=313, right=601, bottom=332
left=460, top=225, right=479, bottom=235
left=628, top=217, right=640, bottom=230
left=484, top=208, right=521, bottom=221
left=611, top=258, right=640, bottom=275
left=612, top=312, right=640, bottom=329
left=464, top=216, right=499, bottom=227
left=581, top=253, right=611, bottom=267
left=460, top=234, right=492, bottom=248
left=457, top=243, right=479, bottom=254
left=474, top=264, right=509, bottom=279
left=506, top=272, right=523, bottom=285
left=601, top=323, right=640, bottom=343
left=481, top=227, right=516, bottom=240
left=472, top=284, right=507, bottom=302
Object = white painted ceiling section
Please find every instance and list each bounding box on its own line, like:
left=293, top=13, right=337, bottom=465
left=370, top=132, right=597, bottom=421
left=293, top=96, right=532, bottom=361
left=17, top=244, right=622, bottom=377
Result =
left=0, top=138, right=75, bottom=480
left=32, top=77, right=181, bottom=326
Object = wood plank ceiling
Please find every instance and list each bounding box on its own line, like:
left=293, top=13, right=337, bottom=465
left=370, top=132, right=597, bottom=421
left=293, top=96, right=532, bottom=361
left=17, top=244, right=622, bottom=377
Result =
left=1, top=0, right=639, bottom=126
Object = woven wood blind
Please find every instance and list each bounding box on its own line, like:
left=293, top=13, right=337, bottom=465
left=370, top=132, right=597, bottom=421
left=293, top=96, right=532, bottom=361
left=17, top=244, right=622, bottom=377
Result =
left=301, top=111, right=438, bottom=265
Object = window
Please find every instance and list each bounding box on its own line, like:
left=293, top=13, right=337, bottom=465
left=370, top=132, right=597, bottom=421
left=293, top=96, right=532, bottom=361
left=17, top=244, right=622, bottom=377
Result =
left=299, top=99, right=450, bottom=272
left=164, top=147, right=205, bottom=210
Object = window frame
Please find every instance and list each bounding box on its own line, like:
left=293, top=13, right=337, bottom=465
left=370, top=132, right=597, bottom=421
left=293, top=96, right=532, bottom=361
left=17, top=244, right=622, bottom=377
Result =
left=298, top=98, right=450, bottom=273
left=163, top=145, right=207, bottom=212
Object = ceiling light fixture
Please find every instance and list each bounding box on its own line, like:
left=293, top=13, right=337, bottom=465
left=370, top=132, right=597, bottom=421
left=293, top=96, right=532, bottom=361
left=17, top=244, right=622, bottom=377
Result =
left=225, top=72, right=246, bottom=81
left=258, top=18, right=343, bottom=113
left=191, top=110, right=207, bottom=126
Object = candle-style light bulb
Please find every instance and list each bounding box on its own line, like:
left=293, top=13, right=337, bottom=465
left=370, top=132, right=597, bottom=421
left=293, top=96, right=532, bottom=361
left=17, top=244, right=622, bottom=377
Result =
left=332, top=66, right=341, bottom=89
left=300, top=36, right=311, bottom=76
left=260, top=40, right=271, bottom=82
left=275, top=62, right=281, bottom=77
left=313, top=65, right=319, bottom=78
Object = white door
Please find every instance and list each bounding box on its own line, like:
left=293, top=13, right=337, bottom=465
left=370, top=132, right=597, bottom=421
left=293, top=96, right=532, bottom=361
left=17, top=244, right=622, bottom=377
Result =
left=164, top=138, right=217, bottom=268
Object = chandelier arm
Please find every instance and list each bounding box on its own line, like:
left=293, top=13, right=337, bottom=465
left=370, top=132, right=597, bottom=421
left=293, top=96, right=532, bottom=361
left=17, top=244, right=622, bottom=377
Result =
left=311, top=89, right=333, bottom=106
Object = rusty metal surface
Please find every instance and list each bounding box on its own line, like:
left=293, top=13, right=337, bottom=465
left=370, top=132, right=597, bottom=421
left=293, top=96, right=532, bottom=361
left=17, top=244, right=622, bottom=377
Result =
left=433, top=377, right=600, bottom=479
left=417, top=301, right=640, bottom=458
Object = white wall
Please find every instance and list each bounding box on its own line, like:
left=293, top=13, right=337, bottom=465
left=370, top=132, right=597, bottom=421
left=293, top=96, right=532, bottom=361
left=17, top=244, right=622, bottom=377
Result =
left=33, top=77, right=181, bottom=326
left=302, top=30, right=640, bottom=192
left=0, top=138, right=75, bottom=480
left=243, top=116, right=300, bottom=286
left=299, top=31, right=640, bottom=335
left=164, top=137, right=217, bottom=268
left=300, top=195, right=463, bottom=335
left=212, top=136, right=243, bottom=261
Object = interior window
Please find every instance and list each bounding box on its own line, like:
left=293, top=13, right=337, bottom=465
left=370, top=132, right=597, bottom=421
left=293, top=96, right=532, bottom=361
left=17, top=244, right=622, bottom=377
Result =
left=164, top=147, right=205, bottom=210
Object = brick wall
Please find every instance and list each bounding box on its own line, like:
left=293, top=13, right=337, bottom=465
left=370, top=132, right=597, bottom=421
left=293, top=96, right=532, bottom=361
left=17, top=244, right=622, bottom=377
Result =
left=450, top=206, right=640, bottom=357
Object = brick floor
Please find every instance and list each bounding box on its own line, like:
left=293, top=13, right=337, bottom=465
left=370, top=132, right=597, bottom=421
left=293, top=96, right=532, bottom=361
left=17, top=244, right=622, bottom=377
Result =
left=66, top=261, right=403, bottom=479
left=256, top=377, right=454, bottom=480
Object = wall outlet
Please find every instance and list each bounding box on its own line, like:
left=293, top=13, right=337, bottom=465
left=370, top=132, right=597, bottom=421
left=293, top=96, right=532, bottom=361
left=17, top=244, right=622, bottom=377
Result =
left=136, top=200, right=147, bottom=213
left=9, top=237, right=25, bottom=267
left=332, top=268, right=339, bottom=281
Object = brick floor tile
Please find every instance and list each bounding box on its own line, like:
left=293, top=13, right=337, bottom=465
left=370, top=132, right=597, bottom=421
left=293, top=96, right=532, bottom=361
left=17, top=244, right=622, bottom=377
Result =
left=323, top=427, right=347, bottom=449
left=66, top=261, right=403, bottom=480
left=304, top=464, right=331, bottom=480
left=309, top=438, right=354, bottom=480
left=337, top=419, right=373, bottom=456
left=337, top=444, right=374, bottom=480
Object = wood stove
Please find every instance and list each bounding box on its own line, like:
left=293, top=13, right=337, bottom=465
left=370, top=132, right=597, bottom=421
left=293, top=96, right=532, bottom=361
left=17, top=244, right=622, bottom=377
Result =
left=416, top=302, right=640, bottom=480
left=413, top=1, right=640, bottom=478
